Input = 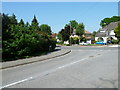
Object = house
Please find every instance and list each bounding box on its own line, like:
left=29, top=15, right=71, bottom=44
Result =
left=95, top=22, right=119, bottom=43
left=82, top=30, right=94, bottom=44
left=70, top=29, right=93, bottom=44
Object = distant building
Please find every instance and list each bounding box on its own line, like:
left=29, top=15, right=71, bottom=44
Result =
left=82, top=30, right=94, bottom=44
left=95, top=22, right=119, bottom=43
left=70, top=29, right=93, bottom=44
left=51, top=33, right=57, bottom=39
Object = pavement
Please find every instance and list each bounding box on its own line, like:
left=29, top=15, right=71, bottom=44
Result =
left=107, top=44, right=120, bottom=47
left=1, top=48, right=71, bottom=69
left=1, top=46, right=118, bottom=88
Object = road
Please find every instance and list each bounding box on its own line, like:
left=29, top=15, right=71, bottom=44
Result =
left=1, top=46, right=118, bottom=88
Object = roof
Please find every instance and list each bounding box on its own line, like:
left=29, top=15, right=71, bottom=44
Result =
left=95, top=32, right=106, bottom=37
left=51, top=33, right=57, bottom=38
left=84, top=30, right=92, bottom=34
left=103, top=21, right=120, bottom=31
left=95, top=21, right=120, bottom=37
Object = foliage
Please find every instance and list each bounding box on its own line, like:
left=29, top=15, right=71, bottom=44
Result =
left=80, top=37, right=87, bottom=42
left=73, top=37, right=79, bottom=44
left=76, top=23, right=85, bottom=36
left=114, top=22, right=120, bottom=42
left=69, top=20, right=78, bottom=29
left=69, top=36, right=79, bottom=44
left=2, top=13, right=56, bottom=61
left=59, top=25, right=73, bottom=41
left=39, top=24, right=52, bottom=35
left=100, top=16, right=120, bottom=27
left=19, top=19, right=25, bottom=26
left=59, top=21, right=85, bottom=44
left=92, top=31, right=97, bottom=37
left=69, top=37, right=74, bottom=44
left=111, top=39, right=119, bottom=44
left=31, top=15, right=39, bottom=31
left=57, top=32, right=62, bottom=41
left=56, top=41, right=64, bottom=45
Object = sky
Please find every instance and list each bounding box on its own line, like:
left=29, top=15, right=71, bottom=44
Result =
left=2, top=2, right=118, bottom=33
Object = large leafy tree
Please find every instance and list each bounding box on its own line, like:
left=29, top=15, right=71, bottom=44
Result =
left=39, top=24, right=52, bottom=35
left=100, top=16, right=120, bottom=27
left=114, top=22, right=120, bottom=42
left=69, top=20, right=78, bottom=29
left=59, top=25, right=73, bottom=41
left=75, top=23, right=85, bottom=37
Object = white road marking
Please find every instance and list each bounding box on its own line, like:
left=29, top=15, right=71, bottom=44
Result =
left=57, top=57, right=88, bottom=69
left=1, top=77, right=33, bottom=89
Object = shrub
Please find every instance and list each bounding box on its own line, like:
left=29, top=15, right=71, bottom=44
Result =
left=69, top=37, right=74, bottom=44
left=111, top=39, right=119, bottom=44
left=2, top=13, right=56, bottom=61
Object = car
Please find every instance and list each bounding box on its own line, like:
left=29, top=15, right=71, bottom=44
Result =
left=95, top=41, right=106, bottom=45
left=107, top=40, right=112, bottom=44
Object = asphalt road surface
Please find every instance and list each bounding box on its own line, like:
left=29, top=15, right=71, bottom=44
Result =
left=1, top=46, right=119, bottom=88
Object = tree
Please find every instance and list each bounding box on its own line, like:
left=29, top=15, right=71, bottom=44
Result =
left=57, top=32, right=62, bottom=41
left=114, top=22, right=120, bottom=42
left=92, top=31, right=97, bottom=37
left=2, top=13, right=56, bottom=61
left=2, top=13, right=12, bottom=41
left=100, top=16, right=120, bottom=27
left=39, top=24, right=52, bottom=35
left=10, top=14, right=18, bottom=25
left=69, top=20, right=78, bottom=29
left=19, top=19, right=25, bottom=26
left=31, top=15, right=39, bottom=30
left=76, top=23, right=85, bottom=37
left=59, top=25, right=73, bottom=41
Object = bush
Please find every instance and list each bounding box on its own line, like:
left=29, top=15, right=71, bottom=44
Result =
left=111, top=39, right=119, bottom=44
left=80, top=37, right=87, bottom=42
left=2, top=13, right=56, bottom=61
left=2, top=31, right=56, bottom=61
left=57, top=41, right=64, bottom=45
left=73, top=37, right=79, bottom=44
left=69, top=37, right=74, bottom=44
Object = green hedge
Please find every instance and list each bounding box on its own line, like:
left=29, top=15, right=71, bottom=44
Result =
left=2, top=13, right=56, bottom=61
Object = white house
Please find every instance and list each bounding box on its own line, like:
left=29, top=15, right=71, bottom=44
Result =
left=95, top=22, right=119, bottom=43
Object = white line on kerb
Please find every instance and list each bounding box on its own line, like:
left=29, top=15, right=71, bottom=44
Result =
left=0, top=77, right=33, bottom=89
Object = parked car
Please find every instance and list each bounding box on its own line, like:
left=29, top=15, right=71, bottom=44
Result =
left=95, top=41, right=106, bottom=45
left=107, top=40, right=112, bottom=44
